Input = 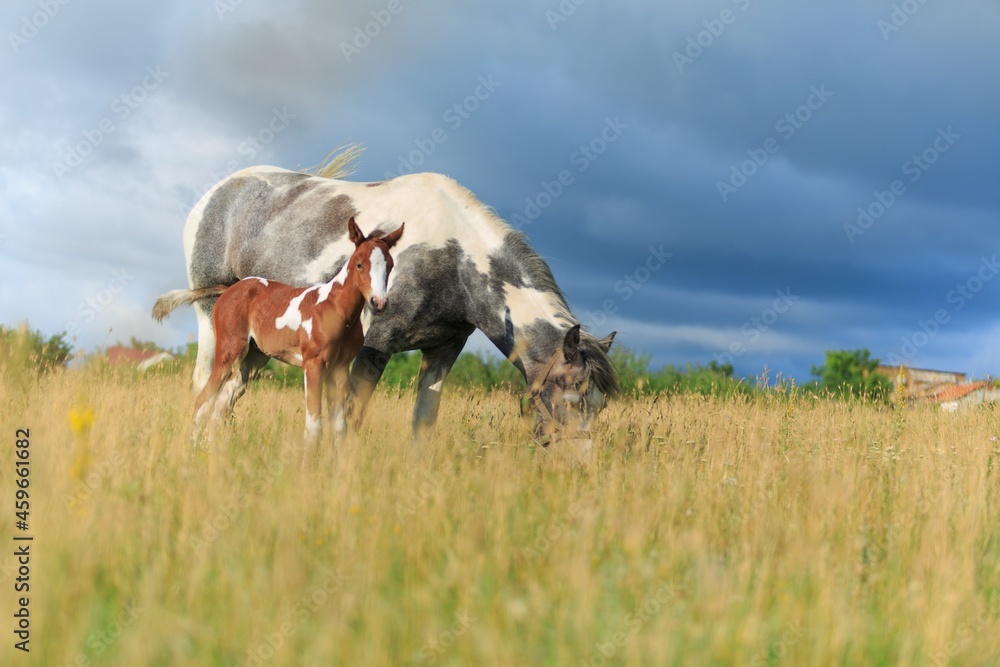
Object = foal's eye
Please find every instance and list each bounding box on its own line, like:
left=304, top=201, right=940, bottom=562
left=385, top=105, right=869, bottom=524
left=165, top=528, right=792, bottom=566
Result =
left=356, top=263, right=363, bottom=269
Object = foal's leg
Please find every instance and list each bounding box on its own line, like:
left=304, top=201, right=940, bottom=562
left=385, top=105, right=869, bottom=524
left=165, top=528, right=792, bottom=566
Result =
left=302, top=357, right=325, bottom=443
left=193, top=329, right=249, bottom=444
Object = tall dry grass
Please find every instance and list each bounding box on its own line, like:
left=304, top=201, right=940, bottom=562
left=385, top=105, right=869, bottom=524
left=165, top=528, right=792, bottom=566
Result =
left=1, top=363, right=999, bottom=666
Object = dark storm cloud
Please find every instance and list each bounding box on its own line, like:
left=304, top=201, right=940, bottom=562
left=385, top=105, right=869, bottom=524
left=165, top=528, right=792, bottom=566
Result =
left=1, top=0, right=998, bottom=379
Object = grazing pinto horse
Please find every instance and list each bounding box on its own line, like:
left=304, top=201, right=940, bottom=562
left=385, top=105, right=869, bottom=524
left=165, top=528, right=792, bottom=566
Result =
left=172, top=149, right=618, bottom=444
left=153, top=218, right=403, bottom=441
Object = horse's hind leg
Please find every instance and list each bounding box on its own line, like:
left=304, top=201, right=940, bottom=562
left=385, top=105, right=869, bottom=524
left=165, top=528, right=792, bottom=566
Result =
left=193, top=299, right=216, bottom=392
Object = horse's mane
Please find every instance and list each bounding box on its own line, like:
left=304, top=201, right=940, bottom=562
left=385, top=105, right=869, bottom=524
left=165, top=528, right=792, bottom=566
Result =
left=578, top=335, right=620, bottom=397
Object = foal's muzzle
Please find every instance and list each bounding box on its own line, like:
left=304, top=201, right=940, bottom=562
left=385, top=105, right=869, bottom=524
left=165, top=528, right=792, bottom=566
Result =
left=370, top=296, right=387, bottom=313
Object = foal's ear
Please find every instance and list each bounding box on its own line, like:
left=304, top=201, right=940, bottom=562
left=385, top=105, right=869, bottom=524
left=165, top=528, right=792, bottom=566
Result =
left=382, top=222, right=405, bottom=250
left=347, top=217, right=365, bottom=246
left=597, top=331, right=616, bottom=353
left=563, top=324, right=581, bottom=363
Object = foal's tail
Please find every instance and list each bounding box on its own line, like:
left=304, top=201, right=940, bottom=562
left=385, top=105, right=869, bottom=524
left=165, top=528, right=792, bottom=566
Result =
left=152, top=285, right=228, bottom=322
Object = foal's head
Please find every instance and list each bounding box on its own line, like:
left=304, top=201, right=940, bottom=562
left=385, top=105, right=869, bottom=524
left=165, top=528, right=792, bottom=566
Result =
left=346, top=217, right=404, bottom=314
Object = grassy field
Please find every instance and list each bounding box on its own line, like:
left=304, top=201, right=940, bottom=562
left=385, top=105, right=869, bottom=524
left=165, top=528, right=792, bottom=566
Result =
left=3, top=364, right=1000, bottom=666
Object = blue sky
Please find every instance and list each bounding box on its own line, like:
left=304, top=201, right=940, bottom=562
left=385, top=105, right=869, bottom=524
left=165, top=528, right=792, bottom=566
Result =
left=1, top=0, right=998, bottom=380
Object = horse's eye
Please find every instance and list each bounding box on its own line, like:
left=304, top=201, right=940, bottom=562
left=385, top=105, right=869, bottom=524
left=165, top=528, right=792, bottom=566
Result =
left=356, top=263, right=363, bottom=269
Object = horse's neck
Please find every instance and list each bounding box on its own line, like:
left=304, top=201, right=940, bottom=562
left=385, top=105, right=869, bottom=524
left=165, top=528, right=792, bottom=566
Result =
left=312, top=272, right=366, bottom=327
left=478, top=286, right=575, bottom=381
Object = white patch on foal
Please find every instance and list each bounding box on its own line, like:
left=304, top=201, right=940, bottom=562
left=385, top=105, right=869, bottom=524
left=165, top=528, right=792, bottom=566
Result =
left=368, top=247, right=388, bottom=299
left=302, top=318, right=313, bottom=337
left=275, top=285, right=318, bottom=331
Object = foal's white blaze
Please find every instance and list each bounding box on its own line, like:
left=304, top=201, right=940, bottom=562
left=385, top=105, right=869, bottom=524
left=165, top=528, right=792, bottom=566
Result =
left=275, top=285, right=318, bottom=331
left=368, top=247, right=388, bottom=299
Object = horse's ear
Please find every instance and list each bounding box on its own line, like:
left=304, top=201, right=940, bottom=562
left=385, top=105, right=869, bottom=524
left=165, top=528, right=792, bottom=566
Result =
left=563, top=324, right=581, bottom=363
left=347, top=217, right=365, bottom=246
left=382, top=222, right=404, bottom=249
left=598, top=331, right=616, bottom=353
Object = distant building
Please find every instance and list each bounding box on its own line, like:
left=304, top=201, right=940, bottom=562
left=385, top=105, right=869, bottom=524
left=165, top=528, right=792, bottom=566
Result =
left=875, top=365, right=1000, bottom=411
left=930, top=381, right=1000, bottom=413
left=105, top=346, right=173, bottom=372
left=875, top=365, right=967, bottom=400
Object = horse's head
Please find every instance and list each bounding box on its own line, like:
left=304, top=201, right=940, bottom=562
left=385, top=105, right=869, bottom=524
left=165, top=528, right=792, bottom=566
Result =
left=524, top=324, right=618, bottom=448
left=346, top=217, right=404, bottom=314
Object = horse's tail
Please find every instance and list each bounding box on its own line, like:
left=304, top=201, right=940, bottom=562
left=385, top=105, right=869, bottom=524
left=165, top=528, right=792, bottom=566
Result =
left=152, top=286, right=228, bottom=322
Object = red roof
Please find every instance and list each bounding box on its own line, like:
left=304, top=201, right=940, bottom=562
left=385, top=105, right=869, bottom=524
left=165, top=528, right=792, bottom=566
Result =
left=930, top=381, right=988, bottom=403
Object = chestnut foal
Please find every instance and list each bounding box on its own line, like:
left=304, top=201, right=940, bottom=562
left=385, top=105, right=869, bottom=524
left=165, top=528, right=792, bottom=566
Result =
left=159, top=218, right=403, bottom=444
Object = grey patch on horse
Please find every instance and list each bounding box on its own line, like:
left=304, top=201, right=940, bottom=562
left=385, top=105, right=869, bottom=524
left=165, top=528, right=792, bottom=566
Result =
left=365, top=181, right=385, bottom=187
left=189, top=174, right=355, bottom=287
left=190, top=177, right=246, bottom=289
left=363, top=239, right=486, bottom=354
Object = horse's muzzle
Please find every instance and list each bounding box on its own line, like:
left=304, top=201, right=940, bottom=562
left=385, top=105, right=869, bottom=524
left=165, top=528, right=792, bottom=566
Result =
left=370, top=296, right=387, bottom=313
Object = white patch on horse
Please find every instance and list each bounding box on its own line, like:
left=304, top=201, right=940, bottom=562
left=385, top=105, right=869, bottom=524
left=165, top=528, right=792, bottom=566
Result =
left=252, top=277, right=269, bottom=286
left=502, top=284, right=572, bottom=330
left=275, top=285, right=318, bottom=331
left=368, top=247, right=388, bottom=298
left=300, top=239, right=353, bottom=284
left=302, top=318, right=313, bottom=337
